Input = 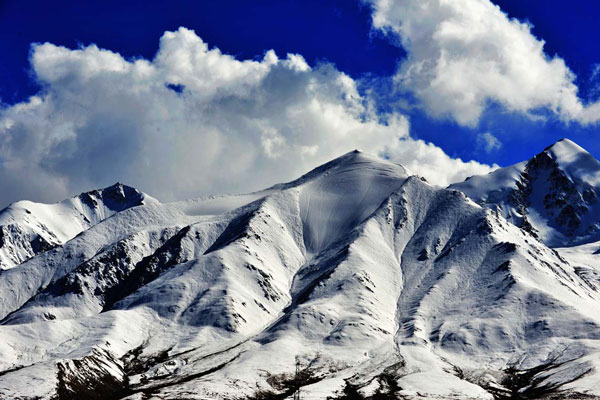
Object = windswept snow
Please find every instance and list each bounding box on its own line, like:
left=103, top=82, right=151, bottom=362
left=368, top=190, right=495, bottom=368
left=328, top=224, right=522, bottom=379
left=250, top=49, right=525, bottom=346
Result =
left=1, top=147, right=600, bottom=399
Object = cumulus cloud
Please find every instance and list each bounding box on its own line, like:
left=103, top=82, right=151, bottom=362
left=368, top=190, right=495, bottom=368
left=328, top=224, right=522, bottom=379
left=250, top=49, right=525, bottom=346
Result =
left=384, top=138, right=495, bottom=185
left=0, top=27, right=494, bottom=206
left=366, top=0, right=600, bottom=126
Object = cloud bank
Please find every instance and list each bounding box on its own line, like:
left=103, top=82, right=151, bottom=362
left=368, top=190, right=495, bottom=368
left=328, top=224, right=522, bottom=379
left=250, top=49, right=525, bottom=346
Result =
left=0, top=27, right=494, bottom=206
left=367, top=0, right=600, bottom=126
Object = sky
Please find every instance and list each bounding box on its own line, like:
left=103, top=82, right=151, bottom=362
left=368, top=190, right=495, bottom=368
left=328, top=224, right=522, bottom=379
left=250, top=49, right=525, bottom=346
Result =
left=1, top=0, right=600, bottom=207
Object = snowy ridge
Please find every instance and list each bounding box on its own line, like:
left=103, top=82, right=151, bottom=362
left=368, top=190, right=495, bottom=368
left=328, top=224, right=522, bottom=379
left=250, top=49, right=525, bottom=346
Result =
left=0, top=183, right=156, bottom=270
left=451, top=138, right=600, bottom=247
left=0, top=149, right=599, bottom=399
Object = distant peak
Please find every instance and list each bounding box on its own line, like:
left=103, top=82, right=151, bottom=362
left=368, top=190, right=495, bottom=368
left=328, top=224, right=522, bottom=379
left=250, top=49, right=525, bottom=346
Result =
left=102, top=182, right=132, bottom=193
left=78, top=182, right=155, bottom=211
left=543, top=138, right=587, bottom=155
left=541, top=138, right=593, bottom=167
left=79, top=182, right=135, bottom=198
left=536, top=138, right=600, bottom=187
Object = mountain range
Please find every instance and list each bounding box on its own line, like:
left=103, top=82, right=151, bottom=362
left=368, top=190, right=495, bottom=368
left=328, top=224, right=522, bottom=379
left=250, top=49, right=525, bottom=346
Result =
left=1, top=139, right=599, bottom=399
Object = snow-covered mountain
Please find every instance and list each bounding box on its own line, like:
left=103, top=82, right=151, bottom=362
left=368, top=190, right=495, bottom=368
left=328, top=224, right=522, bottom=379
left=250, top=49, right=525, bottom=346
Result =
left=1, top=147, right=600, bottom=399
left=451, top=139, right=600, bottom=247
left=0, top=183, right=156, bottom=270
left=451, top=138, right=600, bottom=310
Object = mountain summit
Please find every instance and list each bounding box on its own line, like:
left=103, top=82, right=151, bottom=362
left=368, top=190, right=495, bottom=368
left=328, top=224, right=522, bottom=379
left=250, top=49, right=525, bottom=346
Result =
left=451, top=138, right=600, bottom=246
left=0, top=183, right=155, bottom=270
left=544, top=138, right=600, bottom=186
left=1, top=145, right=600, bottom=399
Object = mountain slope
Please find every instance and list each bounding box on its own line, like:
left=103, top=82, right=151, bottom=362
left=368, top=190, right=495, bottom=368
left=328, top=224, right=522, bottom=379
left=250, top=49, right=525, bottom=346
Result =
left=451, top=139, right=600, bottom=247
left=0, top=183, right=156, bottom=270
left=0, top=150, right=599, bottom=399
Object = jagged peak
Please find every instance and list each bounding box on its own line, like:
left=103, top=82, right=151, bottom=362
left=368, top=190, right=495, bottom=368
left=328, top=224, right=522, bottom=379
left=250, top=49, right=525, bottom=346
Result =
left=77, top=182, right=157, bottom=211
left=0, top=182, right=157, bottom=236
left=79, top=182, right=135, bottom=197
left=538, top=139, right=600, bottom=187
left=1, top=183, right=154, bottom=214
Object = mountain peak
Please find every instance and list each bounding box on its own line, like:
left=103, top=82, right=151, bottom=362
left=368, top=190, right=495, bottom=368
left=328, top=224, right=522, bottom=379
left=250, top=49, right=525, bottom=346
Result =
left=273, top=150, right=409, bottom=190
left=544, top=138, right=589, bottom=159
left=541, top=138, right=600, bottom=187
left=544, top=137, right=579, bottom=150
left=451, top=138, right=600, bottom=246
left=0, top=182, right=158, bottom=270
left=77, top=182, right=156, bottom=211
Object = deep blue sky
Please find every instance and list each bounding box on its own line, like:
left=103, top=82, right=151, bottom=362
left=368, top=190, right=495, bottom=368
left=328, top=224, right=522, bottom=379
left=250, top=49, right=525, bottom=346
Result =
left=0, top=0, right=403, bottom=103
left=1, top=0, right=600, bottom=167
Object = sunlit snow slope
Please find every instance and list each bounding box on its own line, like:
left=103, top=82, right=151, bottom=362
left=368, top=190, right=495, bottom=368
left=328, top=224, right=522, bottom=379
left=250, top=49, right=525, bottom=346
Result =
left=0, top=183, right=156, bottom=270
left=1, top=148, right=600, bottom=400
left=451, top=139, right=600, bottom=247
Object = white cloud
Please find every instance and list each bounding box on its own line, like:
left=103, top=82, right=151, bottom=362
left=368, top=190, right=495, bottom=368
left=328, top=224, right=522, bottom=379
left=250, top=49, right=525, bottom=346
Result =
left=476, top=132, right=502, bottom=153
left=366, top=0, right=600, bottom=126
left=0, top=27, right=495, bottom=206
left=384, top=138, right=496, bottom=186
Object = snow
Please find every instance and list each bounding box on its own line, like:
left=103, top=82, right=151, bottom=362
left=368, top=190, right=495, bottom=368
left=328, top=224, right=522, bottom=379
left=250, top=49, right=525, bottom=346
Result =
left=546, top=138, right=600, bottom=187
left=297, top=151, right=409, bottom=253
left=451, top=138, right=600, bottom=247
left=451, top=161, right=527, bottom=205
left=397, top=370, right=493, bottom=399
left=0, top=148, right=599, bottom=399
left=0, top=183, right=157, bottom=270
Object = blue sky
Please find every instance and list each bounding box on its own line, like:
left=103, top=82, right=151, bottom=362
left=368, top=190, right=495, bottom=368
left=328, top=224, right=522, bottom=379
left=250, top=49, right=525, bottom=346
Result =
left=1, top=0, right=600, bottom=205
left=1, top=1, right=401, bottom=102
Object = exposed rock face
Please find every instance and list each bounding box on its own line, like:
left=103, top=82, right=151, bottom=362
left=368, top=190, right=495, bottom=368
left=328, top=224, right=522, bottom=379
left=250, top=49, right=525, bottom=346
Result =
left=78, top=183, right=146, bottom=213
left=0, top=223, right=57, bottom=269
